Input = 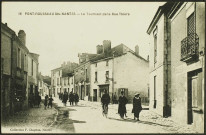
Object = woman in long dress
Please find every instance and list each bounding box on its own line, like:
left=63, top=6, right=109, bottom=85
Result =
left=118, top=91, right=128, bottom=119
left=132, top=93, right=142, bottom=121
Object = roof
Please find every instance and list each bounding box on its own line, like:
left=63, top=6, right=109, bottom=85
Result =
left=90, top=44, right=148, bottom=63
left=1, top=22, right=15, bottom=35
left=147, top=2, right=175, bottom=34
left=1, top=22, right=30, bottom=52
left=168, top=2, right=184, bottom=19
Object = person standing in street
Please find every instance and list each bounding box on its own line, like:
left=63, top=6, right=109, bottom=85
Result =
left=62, top=91, right=68, bottom=106
left=37, top=93, right=41, bottom=107
left=118, top=91, right=128, bottom=119
left=74, top=92, right=79, bottom=106
left=69, top=92, right=74, bottom=106
left=132, top=93, right=142, bottom=121
left=48, top=95, right=54, bottom=108
left=44, top=95, right=48, bottom=109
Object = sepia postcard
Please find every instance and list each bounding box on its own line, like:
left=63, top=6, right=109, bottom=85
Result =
left=1, top=1, right=205, bottom=134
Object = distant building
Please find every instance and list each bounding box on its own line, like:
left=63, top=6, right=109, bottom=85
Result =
left=147, top=2, right=205, bottom=132
left=38, top=73, right=51, bottom=96
left=74, top=53, right=97, bottom=100
left=51, top=61, right=78, bottom=97
left=90, top=41, right=149, bottom=103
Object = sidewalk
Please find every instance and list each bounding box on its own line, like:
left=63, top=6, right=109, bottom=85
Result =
left=1, top=101, right=57, bottom=133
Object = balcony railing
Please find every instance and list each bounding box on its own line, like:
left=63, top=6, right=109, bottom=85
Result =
left=180, top=33, right=199, bottom=63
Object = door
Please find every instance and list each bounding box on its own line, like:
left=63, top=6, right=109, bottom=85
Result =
left=187, top=69, right=202, bottom=124
left=93, top=89, right=97, bottom=101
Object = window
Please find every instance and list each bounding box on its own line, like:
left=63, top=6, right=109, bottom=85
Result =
left=60, top=77, right=62, bottom=85
left=154, top=35, right=157, bottom=63
left=71, top=78, right=73, bottom=84
left=68, top=77, right=70, bottom=85
left=154, top=76, right=157, bottom=108
left=95, top=63, right=97, bottom=67
left=24, top=54, right=27, bottom=70
left=59, top=70, right=60, bottom=76
left=18, top=48, right=21, bottom=68
left=187, top=12, right=195, bottom=36
left=106, top=71, right=109, bottom=81
left=57, top=78, right=59, bottom=85
left=95, top=72, right=97, bottom=82
left=32, top=59, right=34, bottom=76
left=106, top=60, right=109, bottom=66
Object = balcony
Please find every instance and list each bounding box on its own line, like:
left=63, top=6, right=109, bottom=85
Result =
left=180, top=33, right=199, bottom=63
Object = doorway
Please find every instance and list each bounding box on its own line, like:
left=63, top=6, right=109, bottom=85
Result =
left=93, top=89, right=97, bottom=101
left=187, top=69, right=202, bottom=124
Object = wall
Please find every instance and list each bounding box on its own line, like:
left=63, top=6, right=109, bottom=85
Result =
left=114, top=52, right=149, bottom=103
left=171, top=2, right=204, bottom=132
left=90, top=59, right=113, bottom=102
left=148, top=14, right=166, bottom=115
left=1, top=28, right=12, bottom=117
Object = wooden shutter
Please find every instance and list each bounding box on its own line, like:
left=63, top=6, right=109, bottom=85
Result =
left=187, top=13, right=195, bottom=36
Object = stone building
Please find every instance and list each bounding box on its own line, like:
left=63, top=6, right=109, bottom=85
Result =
left=147, top=2, right=173, bottom=117
left=28, top=52, right=39, bottom=100
left=74, top=53, right=97, bottom=100
left=51, top=61, right=78, bottom=97
left=147, top=2, right=205, bottom=132
left=1, top=22, right=39, bottom=118
left=38, top=73, right=51, bottom=96
left=90, top=41, right=149, bottom=103
left=168, top=2, right=205, bottom=132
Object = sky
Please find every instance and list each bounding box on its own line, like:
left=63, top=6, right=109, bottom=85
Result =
left=2, top=2, right=165, bottom=76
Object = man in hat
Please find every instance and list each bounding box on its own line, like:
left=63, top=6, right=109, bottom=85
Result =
left=132, top=93, right=142, bottom=121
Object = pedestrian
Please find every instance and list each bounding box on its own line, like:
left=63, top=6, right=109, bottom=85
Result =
left=74, top=92, right=79, bottom=105
left=132, top=93, right=142, bottom=121
left=44, top=95, right=48, bottom=109
left=48, top=95, right=54, bottom=108
left=29, top=93, right=34, bottom=108
left=62, top=91, right=68, bottom=106
left=118, top=91, right=128, bottom=119
left=69, top=92, right=74, bottom=106
left=37, top=93, right=41, bottom=107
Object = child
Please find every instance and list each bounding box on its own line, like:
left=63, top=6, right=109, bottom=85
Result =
left=48, top=95, right=54, bottom=108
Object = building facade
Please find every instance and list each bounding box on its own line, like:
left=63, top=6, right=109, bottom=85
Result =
left=147, top=2, right=205, bottom=132
left=90, top=42, right=149, bottom=103
left=147, top=2, right=172, bottom=117
left=1, top=23, right=39, bottom=118
left=168, top=2, right=205, bottom=132
left=28, top=52, right=39, bottom=101
left=51, top=61, right=78, bottom=98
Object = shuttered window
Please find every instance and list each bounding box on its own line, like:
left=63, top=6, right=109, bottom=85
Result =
left=187, top=13, right=195, bottom=36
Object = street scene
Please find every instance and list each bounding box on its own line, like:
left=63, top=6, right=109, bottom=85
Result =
left=1, top=1, right=205, bottom=134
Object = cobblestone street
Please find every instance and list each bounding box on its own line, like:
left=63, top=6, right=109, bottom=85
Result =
left=1, top=98, right=199, bottom=133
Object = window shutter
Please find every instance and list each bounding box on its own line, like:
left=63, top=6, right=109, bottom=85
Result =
left=187, top=13, right=195, bottom=36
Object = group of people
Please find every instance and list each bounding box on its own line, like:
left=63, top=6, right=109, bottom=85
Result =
left=29, top=92, right=41, bottom=108
left=101, top=90, right=142, bottom=121
left=59, top=91, right=79, bottom=106
left=44, top=95, right=54, bottom=109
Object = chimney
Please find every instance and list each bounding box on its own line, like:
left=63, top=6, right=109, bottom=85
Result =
left=18, top=30, right=26, bottom=45
left=96, top=45, right=103, bottom=54
left=135, top=45, right=139, bottom=56
left=103, top=40, right=111, bottom=54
